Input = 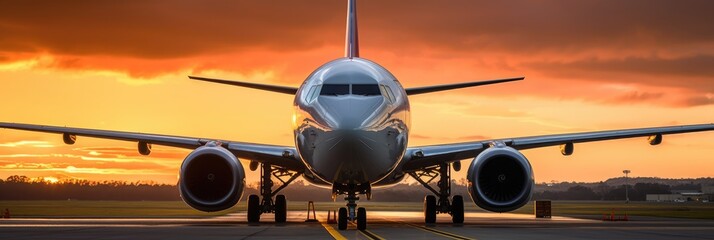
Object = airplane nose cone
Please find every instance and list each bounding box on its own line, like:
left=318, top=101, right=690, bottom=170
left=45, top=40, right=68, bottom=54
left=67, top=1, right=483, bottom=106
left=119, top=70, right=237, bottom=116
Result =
left=319, top=96, right=384, bottom=130
left=325, top=129, right=390, bottom=184
left=298, top=94, right=402, bottom=185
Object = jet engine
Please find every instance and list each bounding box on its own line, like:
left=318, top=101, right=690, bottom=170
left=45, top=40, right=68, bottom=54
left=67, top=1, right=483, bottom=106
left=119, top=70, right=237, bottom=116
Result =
left=179, top=143, right=245, bottom=212
left=467, top=144, right=534, bottom=212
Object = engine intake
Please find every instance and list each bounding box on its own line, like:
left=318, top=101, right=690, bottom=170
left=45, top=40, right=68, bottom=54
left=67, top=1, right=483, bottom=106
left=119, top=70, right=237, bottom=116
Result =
left=179, top=143, right=245, bottom=212
left=467, top=145, right=534, bottom=212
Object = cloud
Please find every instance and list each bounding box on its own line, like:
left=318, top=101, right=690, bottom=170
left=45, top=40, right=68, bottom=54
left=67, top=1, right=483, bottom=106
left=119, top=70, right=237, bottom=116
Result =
left=0, top=140, right=54, bottom=148
left=0, top=0, right=343, bottom=59
left=601, top=91, right=664, bottom=105
left=681, top=95, right=714, bottom=107
left=72, top=146, right=189, bottom=159
left=358, top=1, right=714, bottom=60
left=1, top=0, right=713, bottom=109
left=527, top=55, right=714, bottom=90
left=411, top=134, right=490, bottom=141
left=1, top=0, right=712, bottom=60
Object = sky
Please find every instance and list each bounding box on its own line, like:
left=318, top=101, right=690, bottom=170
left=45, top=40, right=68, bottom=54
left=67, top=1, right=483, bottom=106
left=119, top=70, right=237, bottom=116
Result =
left=1, top=0, right=713, bottom=185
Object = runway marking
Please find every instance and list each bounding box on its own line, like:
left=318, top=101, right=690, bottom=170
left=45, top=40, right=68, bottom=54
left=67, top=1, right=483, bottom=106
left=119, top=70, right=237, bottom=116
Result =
left=358, top=229, right=385, bottom=240
left=320, top=221, right=347, bottom=240
left=349, top=222, right=385, bottom=240
left=405, top=223, right=476, bottom=240
left=377, top=216, right=476, bottom=240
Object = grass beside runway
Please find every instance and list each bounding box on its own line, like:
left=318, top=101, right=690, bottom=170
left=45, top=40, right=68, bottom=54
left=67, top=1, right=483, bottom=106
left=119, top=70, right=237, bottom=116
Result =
left=0, top=200, right=712, bottom=219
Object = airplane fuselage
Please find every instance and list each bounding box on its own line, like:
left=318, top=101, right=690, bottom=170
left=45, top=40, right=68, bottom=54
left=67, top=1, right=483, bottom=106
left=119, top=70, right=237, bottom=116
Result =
left=293, top=58, right=410, bottom=187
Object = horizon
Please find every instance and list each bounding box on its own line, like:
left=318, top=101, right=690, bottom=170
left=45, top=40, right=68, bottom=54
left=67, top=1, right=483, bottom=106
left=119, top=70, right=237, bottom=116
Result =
left=2, top=0, right=714, bottom=185
left=3, top=174, right=712, bottom=187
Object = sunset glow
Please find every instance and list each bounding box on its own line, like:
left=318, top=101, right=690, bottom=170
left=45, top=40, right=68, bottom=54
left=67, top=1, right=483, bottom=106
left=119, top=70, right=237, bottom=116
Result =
left=1, top=0, right=713, bottom=185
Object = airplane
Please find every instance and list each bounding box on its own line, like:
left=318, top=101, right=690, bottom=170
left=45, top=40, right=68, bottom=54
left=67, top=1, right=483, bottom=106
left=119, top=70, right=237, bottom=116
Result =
left=1, top=0, right=713, bottom=231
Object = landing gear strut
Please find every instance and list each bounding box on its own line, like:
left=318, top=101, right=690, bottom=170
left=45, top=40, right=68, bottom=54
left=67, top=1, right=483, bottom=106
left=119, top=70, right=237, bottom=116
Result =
left=409, top=163, right=464, bottom=224
left=247, top=163, right=301, bottom=223
left=333, top=183, right=370, bottom=230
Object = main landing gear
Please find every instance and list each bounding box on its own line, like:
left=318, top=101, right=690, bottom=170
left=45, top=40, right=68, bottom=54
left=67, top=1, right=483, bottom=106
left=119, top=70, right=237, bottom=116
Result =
left=333, top=183, right=370, bottom=230
left=408, top=162, right=464, bottom=224
left=247, top=163, right=301, bottom=223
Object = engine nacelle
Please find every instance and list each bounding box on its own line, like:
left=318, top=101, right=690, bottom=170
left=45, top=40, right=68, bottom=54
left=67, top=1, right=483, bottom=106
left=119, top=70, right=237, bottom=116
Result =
left=179, top=143, right=245, bottom=212
left=467, top=144, right=534, bottom=212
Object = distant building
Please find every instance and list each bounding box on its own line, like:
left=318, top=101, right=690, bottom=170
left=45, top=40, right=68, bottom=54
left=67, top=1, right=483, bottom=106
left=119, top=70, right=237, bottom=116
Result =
left=702, top=185, right=714, bottom=194
left=671, top=189, right=701, bottom=195
left=646, top=193, right=711, bottom=202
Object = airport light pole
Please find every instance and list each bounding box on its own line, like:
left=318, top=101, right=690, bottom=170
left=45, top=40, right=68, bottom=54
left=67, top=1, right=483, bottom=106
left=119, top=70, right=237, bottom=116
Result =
left=623, top=170, right=631, bottom=203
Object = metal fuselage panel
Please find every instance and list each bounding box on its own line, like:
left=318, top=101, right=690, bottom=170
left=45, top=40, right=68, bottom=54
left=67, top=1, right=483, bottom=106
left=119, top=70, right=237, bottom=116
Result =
left=293, top=58, right=410, bottom=187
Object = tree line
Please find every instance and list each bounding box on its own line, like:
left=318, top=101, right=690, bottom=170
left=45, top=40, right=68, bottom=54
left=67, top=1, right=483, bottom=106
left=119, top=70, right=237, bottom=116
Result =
left=534, top=183, right=674, bottom=201
left=0, top=175, right=707, bottom=201
left=0, top=175, right=178, bottom=201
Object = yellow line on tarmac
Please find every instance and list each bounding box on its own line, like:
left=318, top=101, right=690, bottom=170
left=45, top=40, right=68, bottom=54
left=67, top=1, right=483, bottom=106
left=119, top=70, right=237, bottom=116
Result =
left=359, top=229, right=385, bottom=240
left=349, top=222, right=385, bottom=240
left=405, top=223, right=476, bottom=240
left=320, top=221, right=347, bottom=240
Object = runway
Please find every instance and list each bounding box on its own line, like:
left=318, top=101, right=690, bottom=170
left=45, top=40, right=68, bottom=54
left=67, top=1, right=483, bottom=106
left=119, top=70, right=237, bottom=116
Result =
left=1, top=211, right=713, bottom=240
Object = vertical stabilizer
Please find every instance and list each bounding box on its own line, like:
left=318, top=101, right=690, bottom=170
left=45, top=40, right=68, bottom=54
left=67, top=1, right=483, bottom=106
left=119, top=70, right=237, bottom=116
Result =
left=345, top=0, right=359, bottom=59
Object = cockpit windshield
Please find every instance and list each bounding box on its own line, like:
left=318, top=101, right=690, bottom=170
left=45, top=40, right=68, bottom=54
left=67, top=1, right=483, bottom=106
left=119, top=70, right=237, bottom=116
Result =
left=318, top=84, right=382, bottom=96
left=320, top=84, right=350, bottom=96
left=351, top=84, right=381, bottom=96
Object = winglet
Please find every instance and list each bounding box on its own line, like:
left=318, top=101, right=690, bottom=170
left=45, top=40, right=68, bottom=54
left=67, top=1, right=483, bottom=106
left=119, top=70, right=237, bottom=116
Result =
left=345, top=0, right=359, bottom=59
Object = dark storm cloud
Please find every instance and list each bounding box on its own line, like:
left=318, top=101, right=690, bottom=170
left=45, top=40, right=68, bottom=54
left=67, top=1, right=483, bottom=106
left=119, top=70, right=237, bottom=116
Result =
left=1, top=0, right=713, bottom=58
left=526, top=55, right=714, bottom=92
left=0, top=0, right=344, bottom=58
left=2, top=0, right=714, bottom=98
left=361, top=0, right=714, bottom=54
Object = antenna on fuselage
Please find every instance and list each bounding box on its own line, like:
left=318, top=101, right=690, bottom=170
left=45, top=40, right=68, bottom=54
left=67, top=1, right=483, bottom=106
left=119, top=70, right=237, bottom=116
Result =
left=345, top=0, right=359, bottom=59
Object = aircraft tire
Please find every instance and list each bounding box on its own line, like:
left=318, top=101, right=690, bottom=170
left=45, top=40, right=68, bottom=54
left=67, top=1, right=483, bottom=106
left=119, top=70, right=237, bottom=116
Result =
left=424, top=195, right=437, bottom=223
left=452, top=195, right=464, bottom=224
left=357, top=207, right=367, bottom=230
left=275, top=195, right=287, bottom=223
left=338, top=207, right=348, bottom=230
left=247, top=194, right=260, bottom=223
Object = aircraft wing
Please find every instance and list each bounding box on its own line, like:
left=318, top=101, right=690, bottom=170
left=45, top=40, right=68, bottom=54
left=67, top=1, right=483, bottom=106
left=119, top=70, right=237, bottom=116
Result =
left=188, top=76, right=298, bottom=95
left=0, top=122, right=304, bottom=171
left=404, top=77, right=524, bottom=95
left=401, top=123, right=714, bottom=171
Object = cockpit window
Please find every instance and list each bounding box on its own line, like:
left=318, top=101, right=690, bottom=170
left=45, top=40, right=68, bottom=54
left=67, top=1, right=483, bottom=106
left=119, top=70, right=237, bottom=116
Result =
left=351, top=84, right=381, bottom=96
left=320, top=84, right=350, bottom=96
left=381, top=85, right=396, bottom=102
left=305, top=85, right=320, bottom=102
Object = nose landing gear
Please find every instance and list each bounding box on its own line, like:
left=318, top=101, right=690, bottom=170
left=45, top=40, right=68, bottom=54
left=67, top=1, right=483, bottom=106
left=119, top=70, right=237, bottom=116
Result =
left=409, top=162, right=465, bottom=224
left=333, top=183, right=370, bottom=230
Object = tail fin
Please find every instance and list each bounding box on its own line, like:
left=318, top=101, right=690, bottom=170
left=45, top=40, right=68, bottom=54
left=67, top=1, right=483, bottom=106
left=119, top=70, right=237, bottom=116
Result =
left=345, top=0, right=359, bottom=59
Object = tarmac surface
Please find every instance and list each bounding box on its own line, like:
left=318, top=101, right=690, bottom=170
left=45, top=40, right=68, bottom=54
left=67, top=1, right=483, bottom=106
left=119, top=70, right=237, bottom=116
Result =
left=1, top=211, right=713, bottom=240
